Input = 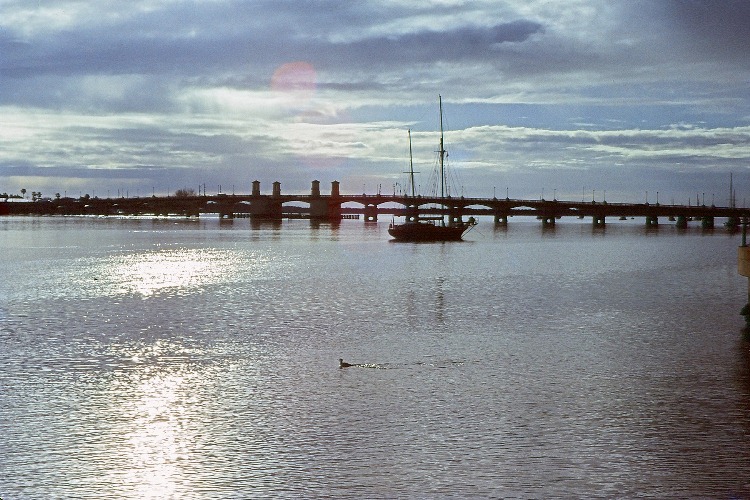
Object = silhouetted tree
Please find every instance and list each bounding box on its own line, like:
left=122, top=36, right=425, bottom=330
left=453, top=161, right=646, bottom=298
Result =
left=174, top=188, right=196, bottom=197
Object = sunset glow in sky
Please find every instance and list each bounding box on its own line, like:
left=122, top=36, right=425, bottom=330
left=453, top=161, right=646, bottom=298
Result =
left=1, top=1, right=749, bottom=204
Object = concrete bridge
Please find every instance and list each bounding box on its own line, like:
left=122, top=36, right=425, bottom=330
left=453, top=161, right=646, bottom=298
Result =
left=3, top=179, right=750, bottom=229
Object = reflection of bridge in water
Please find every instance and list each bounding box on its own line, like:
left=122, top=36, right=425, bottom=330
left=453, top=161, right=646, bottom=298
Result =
left=4, top=180, right=750, bottom=229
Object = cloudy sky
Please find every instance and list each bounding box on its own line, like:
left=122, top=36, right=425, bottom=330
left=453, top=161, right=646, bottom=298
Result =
left=1, top=0, right=749, bottom=204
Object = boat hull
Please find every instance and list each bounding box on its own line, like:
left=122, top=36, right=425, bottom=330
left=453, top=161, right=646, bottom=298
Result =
left=388, top=221, right=468, bottom=242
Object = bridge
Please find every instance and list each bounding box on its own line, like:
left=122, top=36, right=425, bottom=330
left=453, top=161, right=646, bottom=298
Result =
left=3, top=179, right=750, bottom=229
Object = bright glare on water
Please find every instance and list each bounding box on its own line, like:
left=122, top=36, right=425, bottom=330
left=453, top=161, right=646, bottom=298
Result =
left=2, top=215, right=750, bottom=498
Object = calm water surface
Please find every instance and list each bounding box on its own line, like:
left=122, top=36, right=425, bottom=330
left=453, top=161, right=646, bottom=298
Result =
left=2, top=216, right=750, bottom=498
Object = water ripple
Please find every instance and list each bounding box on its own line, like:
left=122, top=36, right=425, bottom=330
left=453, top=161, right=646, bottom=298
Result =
left=2, top=218, right=750, bottom=497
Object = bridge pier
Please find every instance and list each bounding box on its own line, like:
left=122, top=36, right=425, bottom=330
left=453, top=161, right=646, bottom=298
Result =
left=405, top=204, right=419, bottom=223
left=363, top=204, right=378, bottom=222
left=494, top=212, right=508, bottom=225
left=646, top=216, right=658, bottom=227
left=449, top=208, right=464, bottom=224
left=702, top=216, right=715, bottom=229
left=249, top=199, right=283, bottom=220
left=676, top=215, right=688, bottom=229
left=592, top=215, right=606, bottom=226
left=541, top=216, right=556, bottom=226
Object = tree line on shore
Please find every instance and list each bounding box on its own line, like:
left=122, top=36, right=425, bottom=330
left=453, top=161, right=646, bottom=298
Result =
left=2, top=189, right=60, bottom=201
left=3, top=187, right=198, bottom=202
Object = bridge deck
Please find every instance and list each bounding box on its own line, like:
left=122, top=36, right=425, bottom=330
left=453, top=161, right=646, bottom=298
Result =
left=3, top=193, right=749, bottom=225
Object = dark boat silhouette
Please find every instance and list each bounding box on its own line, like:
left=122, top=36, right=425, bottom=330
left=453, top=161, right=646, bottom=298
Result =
left=388, top=219, right=469, bottom=242
left=388, top=96, right=476, bottom=242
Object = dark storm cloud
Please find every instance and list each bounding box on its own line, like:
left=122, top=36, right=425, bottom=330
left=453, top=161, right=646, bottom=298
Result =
left=333, top=20, right=544, bottom=67
left=664, top=0, right=750, bottom=65
left=1, top=1, right=299, bottom=79
left=2, top=27, right=255, bottom=79
left=0, top=4, right=542, bottom=79
left=0, top=1, right=743, bottom=96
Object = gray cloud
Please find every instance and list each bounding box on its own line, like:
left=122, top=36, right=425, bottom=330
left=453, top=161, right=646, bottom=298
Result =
left=333, top=20, right=544, bottom=66
left=663, top=0, right=750, bottom=65
left=1, top=7, right=543, bottom=79
left=0, top=0, right=749, bottom=203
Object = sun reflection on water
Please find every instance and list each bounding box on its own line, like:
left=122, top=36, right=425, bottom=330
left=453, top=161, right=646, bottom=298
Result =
left=96, top=339, right=218, bottom=498
left=107, top=249, right=225, bottom=298
left=124, top=372, right=186, bottom=498
left=83, top=247, right=276, bottom=299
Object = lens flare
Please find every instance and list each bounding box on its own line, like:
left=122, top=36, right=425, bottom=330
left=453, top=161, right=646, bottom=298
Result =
left=270, top=61, right=316, bottom=96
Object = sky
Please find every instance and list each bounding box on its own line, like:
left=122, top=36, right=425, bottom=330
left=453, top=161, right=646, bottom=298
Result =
left=1, top=0, right=750, bottom=205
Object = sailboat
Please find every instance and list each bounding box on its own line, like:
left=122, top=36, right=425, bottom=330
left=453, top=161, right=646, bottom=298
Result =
left=388, top=96, right=476, bottom=242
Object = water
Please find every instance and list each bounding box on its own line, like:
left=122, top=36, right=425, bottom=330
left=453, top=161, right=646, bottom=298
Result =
left=2, top=215, right=750, bottom=498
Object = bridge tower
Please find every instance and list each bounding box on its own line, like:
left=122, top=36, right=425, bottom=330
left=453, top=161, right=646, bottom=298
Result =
left=328, top=181, right=342, bottom=221
left=248, top=181, right=282, bottom=220
left=309, top=180, right=342, bottom=221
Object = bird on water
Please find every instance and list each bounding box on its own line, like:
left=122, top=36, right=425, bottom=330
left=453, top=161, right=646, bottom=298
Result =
left=339, top=358, right=353, bottom=368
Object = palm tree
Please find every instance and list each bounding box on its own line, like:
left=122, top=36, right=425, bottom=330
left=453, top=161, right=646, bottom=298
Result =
left=20, top=188, right=26, bottom=199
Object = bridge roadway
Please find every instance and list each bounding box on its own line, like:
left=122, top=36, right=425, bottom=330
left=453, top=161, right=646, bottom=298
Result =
left=3, top=180, right=749, bottom=228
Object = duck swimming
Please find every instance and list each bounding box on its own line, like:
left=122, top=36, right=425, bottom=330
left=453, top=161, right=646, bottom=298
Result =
left=339, top=358, right=353, bottom=368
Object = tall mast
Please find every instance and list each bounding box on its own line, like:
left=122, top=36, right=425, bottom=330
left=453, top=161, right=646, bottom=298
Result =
left=408, top=129, right=416, bottom=197
left=438, top=95, right=446, bottom=225
left=439, top=95, right=445, bottom=201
